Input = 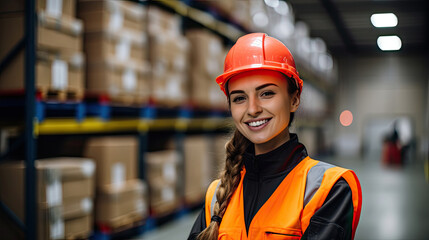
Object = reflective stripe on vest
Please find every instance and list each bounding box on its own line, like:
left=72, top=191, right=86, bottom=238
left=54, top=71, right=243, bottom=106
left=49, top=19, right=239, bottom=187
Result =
left=303, top=161, right=335, bottom=206
left=204, top=157, right=362, bottom=239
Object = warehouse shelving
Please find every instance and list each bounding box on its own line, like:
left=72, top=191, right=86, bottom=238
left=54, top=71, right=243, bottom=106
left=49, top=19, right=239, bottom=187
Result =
left=0, top=0, right=37, bottom=240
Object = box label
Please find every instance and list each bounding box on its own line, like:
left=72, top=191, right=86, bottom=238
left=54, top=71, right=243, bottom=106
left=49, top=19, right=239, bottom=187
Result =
left=49, top=207, right=64, bottom=239
left=112, top=163, right=125, bottom=188
left=116, top=38, right=131, bottom=61
left=51, top=59, right=68, bottom=90
left=46, top=0, right=63, bottom=18
left=109, top=10, right=124, bottom=31
left=163, top=162, right=176, bottom=182
left=122, top=68, right=137, bottom=92
left=161, top=187, right=174, bottom=202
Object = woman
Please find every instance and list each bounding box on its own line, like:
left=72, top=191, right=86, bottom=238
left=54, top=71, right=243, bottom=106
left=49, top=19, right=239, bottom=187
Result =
left=188, top=33, right=362, bottom=240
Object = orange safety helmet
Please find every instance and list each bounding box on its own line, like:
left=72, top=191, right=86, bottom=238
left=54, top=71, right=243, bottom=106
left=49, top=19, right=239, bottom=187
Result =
left=216, top=33, right=303, bottom=96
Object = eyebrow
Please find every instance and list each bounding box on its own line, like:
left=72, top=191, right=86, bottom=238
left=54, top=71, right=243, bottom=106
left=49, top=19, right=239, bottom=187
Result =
left=229, top=83, right=278, bottom=95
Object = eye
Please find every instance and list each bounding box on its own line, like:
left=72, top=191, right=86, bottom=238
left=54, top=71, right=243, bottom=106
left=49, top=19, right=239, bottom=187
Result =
left=261, top=91, right=275, bottom=98
left=232, top=95, right=246, bottom=103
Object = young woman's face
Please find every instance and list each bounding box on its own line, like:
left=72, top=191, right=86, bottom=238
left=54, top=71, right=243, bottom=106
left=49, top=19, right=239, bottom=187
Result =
left=228, top=70, right=299, bottom=154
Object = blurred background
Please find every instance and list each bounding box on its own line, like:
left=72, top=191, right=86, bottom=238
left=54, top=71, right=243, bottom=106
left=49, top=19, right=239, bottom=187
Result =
left=0, top=0, right=427, bottom=239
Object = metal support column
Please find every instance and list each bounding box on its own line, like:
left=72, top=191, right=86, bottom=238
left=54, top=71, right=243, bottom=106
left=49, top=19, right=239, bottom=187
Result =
left=24, top=0, right=37, bottom=239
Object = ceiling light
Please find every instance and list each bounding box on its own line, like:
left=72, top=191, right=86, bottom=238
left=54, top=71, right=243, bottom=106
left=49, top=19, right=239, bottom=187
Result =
left=377, top=36, right=402, bottom=51
left=371, top=13, right=398, bottom=28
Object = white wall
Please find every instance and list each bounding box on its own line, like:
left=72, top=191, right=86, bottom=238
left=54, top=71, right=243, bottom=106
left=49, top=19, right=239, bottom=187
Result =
left=334, top=53, right=428, bottom=160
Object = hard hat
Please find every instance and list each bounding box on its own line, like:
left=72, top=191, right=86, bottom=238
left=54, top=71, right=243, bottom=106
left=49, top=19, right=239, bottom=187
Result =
left=216, top=33, right=303, bottom=96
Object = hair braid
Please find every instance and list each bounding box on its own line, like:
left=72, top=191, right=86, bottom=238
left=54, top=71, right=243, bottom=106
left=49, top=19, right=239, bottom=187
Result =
left=197, top=130, right=250, bottom=240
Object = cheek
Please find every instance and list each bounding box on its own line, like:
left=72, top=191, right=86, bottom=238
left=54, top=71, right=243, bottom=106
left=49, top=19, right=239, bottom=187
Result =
left=230, top=105, right=244, bottom=123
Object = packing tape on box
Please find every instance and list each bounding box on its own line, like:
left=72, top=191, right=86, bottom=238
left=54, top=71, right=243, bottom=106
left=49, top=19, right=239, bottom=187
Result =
left=45, top=168, right=63, bottom=207
left=38, top=10, right=83, bottom=36
left=51, top=59, right=68, bottom=90
left=46, top=0, right=63, bottom=18
left=48, top=206, right=65, bottom=240
left=111, top=162, right=125, bottom=188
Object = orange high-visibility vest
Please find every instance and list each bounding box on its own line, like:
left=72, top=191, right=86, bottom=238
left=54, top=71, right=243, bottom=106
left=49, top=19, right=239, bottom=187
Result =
left=205, top=157, right=362, bottom=239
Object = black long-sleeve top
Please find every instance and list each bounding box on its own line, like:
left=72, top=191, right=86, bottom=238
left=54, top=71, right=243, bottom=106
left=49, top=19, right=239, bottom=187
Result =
left=188, top=134, right=354, bottom=240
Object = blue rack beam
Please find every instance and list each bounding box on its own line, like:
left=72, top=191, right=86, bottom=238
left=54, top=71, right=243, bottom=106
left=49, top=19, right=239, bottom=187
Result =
left=24, top=0, right=37, bottom=239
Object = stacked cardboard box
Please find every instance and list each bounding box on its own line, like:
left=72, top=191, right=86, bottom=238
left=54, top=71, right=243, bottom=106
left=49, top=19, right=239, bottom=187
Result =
left=84, top=136, right=148, bottom=229
left=78, top=0, right=150, bottom=105
left=145, top=150, right=181, bottom=216
left=183, top=136, right=212, bottom=205
left=148, top=6, right=189, bottom=107
left=0, top=158, right=95, bottom=240
left=0, top=0, right=85, bottom=99
left=186, top=30, right=227, bottom=109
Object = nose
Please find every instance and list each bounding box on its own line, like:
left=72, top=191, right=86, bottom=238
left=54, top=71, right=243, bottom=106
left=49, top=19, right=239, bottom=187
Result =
left=247, top=96, right=262, bottom=117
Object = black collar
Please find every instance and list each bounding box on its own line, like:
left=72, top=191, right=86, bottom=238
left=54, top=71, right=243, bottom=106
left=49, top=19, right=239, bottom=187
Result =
left=243, top=133, right=308, bottom=180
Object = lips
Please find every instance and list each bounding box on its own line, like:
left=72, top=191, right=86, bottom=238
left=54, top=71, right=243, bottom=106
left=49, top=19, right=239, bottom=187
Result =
left=245, top=118, right=272, bottom=130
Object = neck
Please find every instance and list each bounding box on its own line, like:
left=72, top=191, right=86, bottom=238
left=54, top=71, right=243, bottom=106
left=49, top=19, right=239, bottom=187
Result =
left=254, top=130, right=290, bottom=155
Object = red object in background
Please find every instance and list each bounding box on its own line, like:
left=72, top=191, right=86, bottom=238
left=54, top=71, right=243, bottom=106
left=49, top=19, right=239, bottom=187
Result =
left=383, top=142, right=402, bottom=165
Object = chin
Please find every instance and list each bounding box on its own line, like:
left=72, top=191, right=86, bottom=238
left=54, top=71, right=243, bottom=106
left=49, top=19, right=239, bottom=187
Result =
left=247, top=134, right=272, bottom=144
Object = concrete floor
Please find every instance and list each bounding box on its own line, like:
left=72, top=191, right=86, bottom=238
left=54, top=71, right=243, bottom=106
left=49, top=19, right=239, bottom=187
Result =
left=137, top=155, right=429, bottom=240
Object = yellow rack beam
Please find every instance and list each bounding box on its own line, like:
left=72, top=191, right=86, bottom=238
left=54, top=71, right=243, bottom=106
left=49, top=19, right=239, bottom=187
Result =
left=36, top=117, right=232, bottom=135
left=157, top=0, right=245, bottom=41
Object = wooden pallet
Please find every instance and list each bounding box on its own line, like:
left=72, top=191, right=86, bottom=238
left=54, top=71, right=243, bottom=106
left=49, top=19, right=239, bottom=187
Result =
left=39, top=88, right=84, bottom=102
left=98, top=211, right=145, bottom=234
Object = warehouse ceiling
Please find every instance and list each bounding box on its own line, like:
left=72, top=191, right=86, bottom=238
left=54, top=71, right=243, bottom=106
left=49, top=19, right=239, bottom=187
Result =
left=288, top=0, right=429, bottom=56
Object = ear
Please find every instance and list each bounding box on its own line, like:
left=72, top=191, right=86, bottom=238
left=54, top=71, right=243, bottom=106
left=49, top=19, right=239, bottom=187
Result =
left=290, top=91, right=300, bottom=113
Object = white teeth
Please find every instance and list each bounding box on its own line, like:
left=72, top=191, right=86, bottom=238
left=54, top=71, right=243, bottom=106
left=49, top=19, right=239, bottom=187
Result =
left=248, top=119, right=268, bottom=127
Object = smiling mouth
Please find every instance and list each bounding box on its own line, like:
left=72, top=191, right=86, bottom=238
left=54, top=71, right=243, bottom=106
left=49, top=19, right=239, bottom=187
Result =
left=245, top=118, right=272, bottom=127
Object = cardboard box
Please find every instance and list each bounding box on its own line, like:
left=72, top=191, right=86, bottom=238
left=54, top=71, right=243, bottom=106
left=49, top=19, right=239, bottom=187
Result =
left=183, top=136, right=211, bottom=204
left=149, top=34, right=189, bottom=106
left=145, top=150, right=179, bottom=185
left=186, top=30, right=224, bottom=78
left=145, top=150, right=181, bottom=216
left=86, top=58, right=151, bottom=104
left=149, top=34, right=188, bottom=73
left=151, top=71, right=188, bottom=107
left=37, top=11, right=83, bottom=52
left=0, top=158, right=95, bottom=220
left=95, top=179, right=147, bottom=226
left=0, top=11, right=83, bottom=91
left=38, top=202, right=92, bottom=240
left=38, top=0, right=76, bottom=18
left=77, top=0, right=145, bottom=33
left=0, top=158, right=95, bottom=240
left=84, top=30, right=146, bottom=64
left=0, top=50, right=85, bottom=92
left=148, top=178, right=180, bottom=217
left=147, top=5, right=180, bottom=37
left=84, top=136, right=138, bottom=187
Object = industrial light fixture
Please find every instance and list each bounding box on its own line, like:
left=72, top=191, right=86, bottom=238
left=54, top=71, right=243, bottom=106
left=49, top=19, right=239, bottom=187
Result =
left=370, top=13, right=398, bottom=28
left=377, top=36, right=402, bottom=51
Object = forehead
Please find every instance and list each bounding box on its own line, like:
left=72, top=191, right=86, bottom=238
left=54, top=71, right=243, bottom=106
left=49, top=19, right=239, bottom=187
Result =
left=228, top=70, right=287, bottom=91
